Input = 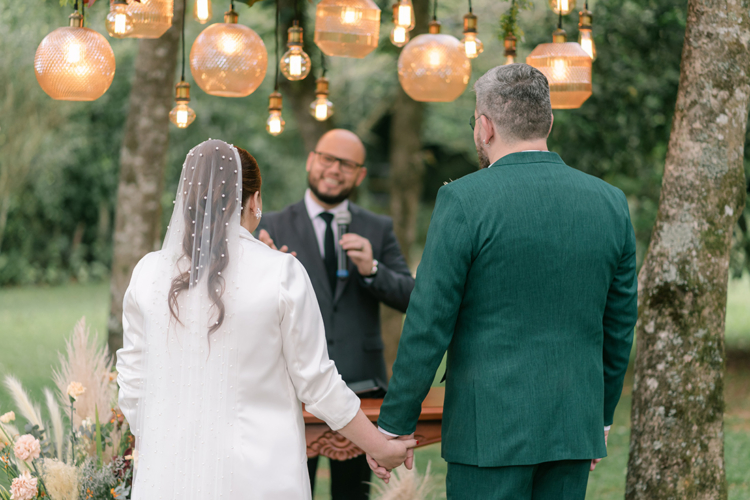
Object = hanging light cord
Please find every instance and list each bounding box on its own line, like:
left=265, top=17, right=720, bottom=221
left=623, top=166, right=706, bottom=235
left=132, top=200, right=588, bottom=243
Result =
left=468, top=0, right=472, bottom=14
left=321, top=52, right=327, bottom=77
left=433, top=0, right=438, bottom=21
left=180, top=0, right=186, bottom=81
left=274, top=0, right=280, bottom=91
left=558, top=7, right=562, bottom=29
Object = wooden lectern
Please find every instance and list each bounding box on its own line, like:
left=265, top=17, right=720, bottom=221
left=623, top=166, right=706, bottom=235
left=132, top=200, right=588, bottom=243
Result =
left=303, top=387, right=445, bottom=460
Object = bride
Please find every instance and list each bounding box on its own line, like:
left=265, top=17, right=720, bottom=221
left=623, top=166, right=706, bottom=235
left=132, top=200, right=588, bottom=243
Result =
left=116, top=139, right=414, bottom=499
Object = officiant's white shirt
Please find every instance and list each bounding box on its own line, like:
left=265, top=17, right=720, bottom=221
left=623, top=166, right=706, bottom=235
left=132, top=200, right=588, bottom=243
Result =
left=117, top=228, right=360, bottom=500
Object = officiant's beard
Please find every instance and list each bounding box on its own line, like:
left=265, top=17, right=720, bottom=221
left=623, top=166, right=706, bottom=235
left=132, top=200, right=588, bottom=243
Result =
left=308, top=177, right=354, bottom=206
left=476, top=144, right=491, bottom=169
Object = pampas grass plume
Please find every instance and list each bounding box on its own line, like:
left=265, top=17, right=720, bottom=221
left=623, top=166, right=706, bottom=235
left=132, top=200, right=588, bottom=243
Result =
left=3, top=376, right=44, bottom=431
left=41, top=458, right=79, bottom=500
left=44, top=388, right=65, bottom=460
left=53, top=317, right=114, bottom=427
left=371, top=462, right=440, bottom=500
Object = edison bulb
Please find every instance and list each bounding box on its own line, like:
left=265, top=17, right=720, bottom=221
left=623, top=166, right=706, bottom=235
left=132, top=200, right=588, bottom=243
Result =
left=505, top=54, right=515, bottom=65
left=552, top=58, right=567, bottom=81
left=390, top=26, right=409, bottom=47
left=462, top=33, right=483, bottom=59
left=266, top=110, right=285, bottom=136
left=170, top=103, right=196, bottom=128
left=66, top=42, right=82, bottom=64
left=427, top=49, right=443, bottom=67
left=280, top=46, right=311, bottom=80
left=310, top=96, right=334, bottom=121
left=549, top=0, right=575, bottom=15
left=579, top=29, right=596, bottom=60
left=396, top=0, right=415, bottom=30
left=341, top=7, right=362, bottom=24
left=194, top=0, right=212, bottom=24
left=106, top=2, right=134, bottom=38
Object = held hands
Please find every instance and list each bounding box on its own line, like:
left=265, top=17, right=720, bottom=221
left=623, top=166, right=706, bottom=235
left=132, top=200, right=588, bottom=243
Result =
left=339, top=233, right=374, bottom=277
left=590, top=428, right=609, bottom=471
left=366, top=434, right=417, bottom=483
left=258, top=229, right=297, bottom=257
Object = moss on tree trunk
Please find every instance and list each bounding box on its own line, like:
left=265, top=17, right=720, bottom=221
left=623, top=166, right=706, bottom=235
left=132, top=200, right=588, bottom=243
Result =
left=625, top=0, right=750, bottom=497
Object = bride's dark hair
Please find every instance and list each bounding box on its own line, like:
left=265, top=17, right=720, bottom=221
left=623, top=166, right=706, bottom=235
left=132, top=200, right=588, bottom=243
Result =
left=168, top=142, right=261, bottom=336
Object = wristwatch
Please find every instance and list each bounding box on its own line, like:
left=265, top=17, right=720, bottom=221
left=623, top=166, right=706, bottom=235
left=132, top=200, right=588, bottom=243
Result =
left=365, top=259, right=379, bottom=278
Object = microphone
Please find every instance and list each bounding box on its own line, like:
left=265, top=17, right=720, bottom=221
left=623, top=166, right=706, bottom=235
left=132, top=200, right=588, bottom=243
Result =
left=335, top=210, right=352, bottom=279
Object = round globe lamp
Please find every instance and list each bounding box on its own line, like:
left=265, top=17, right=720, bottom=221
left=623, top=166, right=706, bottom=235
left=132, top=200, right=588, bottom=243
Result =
left=397, top=21, right=471, bottom=103
left=35, top=12, right=116, bottom=101
left=190, top=8, right=268, bottom=97
left=314, top=0, right=380, bottom=58
left=526, top=30, right=592, bottom=109
left=127, top=0, right=174, bottom=38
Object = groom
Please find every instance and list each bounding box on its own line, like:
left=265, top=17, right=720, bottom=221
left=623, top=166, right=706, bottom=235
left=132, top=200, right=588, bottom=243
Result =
left=373, top=64, right=637, bottom=499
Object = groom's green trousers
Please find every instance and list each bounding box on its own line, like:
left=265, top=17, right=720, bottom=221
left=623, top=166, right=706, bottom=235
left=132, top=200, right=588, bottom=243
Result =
left=446, top=460, right=591, bottom=500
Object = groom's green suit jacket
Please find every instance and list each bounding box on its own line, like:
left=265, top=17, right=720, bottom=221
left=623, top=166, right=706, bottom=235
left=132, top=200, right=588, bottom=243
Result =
left=378, top=152, right=637, bottom=467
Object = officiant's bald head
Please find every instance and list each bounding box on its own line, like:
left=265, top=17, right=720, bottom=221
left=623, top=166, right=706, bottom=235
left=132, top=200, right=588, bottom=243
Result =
left=306, top=129, right=367, bottom=207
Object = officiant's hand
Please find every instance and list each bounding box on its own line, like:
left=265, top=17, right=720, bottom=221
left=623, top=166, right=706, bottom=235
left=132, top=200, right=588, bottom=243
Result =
left=590, top=428, right=609, bottom=471
left=339, top=233, right=374, bottom=276
left=258, top=229, right=297, bottom=257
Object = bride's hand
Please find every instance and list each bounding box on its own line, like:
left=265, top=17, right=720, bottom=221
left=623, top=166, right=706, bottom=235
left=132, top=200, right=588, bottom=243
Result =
left=368, top=437, right=418, bottom=471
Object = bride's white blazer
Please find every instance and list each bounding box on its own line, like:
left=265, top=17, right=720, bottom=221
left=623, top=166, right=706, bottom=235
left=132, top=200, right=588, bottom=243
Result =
left=117, top=227, right=360, bottom=500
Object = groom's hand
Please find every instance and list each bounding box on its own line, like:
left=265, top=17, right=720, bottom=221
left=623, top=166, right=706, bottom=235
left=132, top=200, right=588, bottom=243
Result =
left=590, top=428, right=609, bottom=471
left=366, top=433, right=416, bottom=483
left=258, top=229, right=297, bottom=256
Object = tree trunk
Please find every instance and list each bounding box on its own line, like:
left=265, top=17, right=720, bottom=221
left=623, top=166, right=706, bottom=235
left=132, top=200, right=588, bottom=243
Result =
left=625, top=0, right=750, bottom=496
left=107, top=1, right=184, bottom=355
left=381, top=0, right=430, bottom=377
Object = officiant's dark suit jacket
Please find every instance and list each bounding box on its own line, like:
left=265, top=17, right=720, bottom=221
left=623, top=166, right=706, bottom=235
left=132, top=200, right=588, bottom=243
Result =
left=378, top=151, right=637, bottom=468
left=257, top=201, right=414, bottom=385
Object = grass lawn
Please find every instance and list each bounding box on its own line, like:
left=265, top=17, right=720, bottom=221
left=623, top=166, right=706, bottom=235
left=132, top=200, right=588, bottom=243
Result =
left=0, top=278, right=748, bottom=499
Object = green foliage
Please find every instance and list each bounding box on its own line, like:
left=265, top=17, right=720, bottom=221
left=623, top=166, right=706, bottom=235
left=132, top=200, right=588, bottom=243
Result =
left=499, top=0, right=533, bottom=40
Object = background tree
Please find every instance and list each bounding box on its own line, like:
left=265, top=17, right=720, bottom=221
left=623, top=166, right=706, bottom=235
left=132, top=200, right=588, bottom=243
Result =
left=625, top=0, right=750, bottom=496
left=106, top=0, right=185, bottom=353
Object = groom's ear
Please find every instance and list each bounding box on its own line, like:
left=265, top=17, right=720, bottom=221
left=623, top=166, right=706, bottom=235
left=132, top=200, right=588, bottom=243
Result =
left=480, top=115, right=495, bottom=145
left=548, top=113, right=554, bottom=136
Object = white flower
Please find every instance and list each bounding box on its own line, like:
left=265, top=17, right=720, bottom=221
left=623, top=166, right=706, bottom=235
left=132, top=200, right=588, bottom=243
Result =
left=0, top=411, right=15, bottom=424
left=66, top=382, right=86, bottom=400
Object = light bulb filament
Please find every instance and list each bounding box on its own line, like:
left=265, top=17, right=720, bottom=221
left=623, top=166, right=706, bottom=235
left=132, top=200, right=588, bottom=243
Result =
left=114, top=13, right=127, bottom=34
left=177, top=109, right=188, bottom=126
left=341, top=7, right=361, bottom=24
left=315, top=101, right=328, bottom=121
left=269, top=115, right=281, bottom=134
left=289, top=53, right=302, bottom=76
left=557, top=0, right=569, bottom=11
left=197, top=0, right=209, bottom=21
left=397, top=4, right=411, bottom=26
left=428, top=50, right=442, bottom=67
left=552, top=58, right=567, bottom=80
left=66, top=43, right=82, bottom=64
left=394, top=26, right=406, bottom=43
left=465, top=40, right=477, bottom=57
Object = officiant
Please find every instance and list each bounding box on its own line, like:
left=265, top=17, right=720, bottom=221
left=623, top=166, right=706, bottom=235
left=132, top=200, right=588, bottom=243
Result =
left=257, top=129, right=415, bottom=500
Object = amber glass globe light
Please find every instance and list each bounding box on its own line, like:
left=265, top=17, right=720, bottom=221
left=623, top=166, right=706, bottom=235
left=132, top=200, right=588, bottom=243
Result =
left=170, top=81, right=197, bottom=128
left=309, top=77, right=334, bottom=121
left=314, top=0, right=381, bottom=58
left=35, top=12, right=116, bottom=101
left=526, top=29, right=592, bottom=109
left=266, top=91, right=285, bottom=136
left=106, top=0, right=134, bottom=38
left=461, top=12, right=483, bottom=59
left=280, top=21, right=311, bottom=81
left=126, top=0, right=174, bottom=38
left=398, top=20, right=471, bottom=102
left=190, top=8, right=268, bottom=97
left=578, top=7, right=596, bottom=60
left=194, top=0, right=212, bottom=24
left=549, top=0, right=576, bottom=15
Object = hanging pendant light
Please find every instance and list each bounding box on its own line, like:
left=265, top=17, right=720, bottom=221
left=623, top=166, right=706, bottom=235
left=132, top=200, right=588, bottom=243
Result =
left=578, top=3, right=596, bottom=60
left=106, top=0, right=135, bottom=38
left=394, top=0, right=415, bottom=30
left=190, top=4, right=268, bottom=97
left=127, top=0, right=174, bottom=38
left=310, top=77, right=334, bottom=121
left=267, top=91, right=285, bottom=136
left=35, top=7, right=116, bottom=101
left=504, top=35, right=516, bottom=64
left=526, top=21, right=591, bottom=109
left=389, top=2, right=410, bottom=47
left=171, top=0, right=196, bottom=128
left=549, top=0, right=575, bottom=16
left=390, top=25, right=409, bottom=47
left=398, top=13, right=470, bottom=103
left=461, top=1, right=482, bottom=59
left=314, top=0, right=380, bottom=58
left=194, top=0, right=212, bottom=24
left=280, top=21, right=311, bottom=81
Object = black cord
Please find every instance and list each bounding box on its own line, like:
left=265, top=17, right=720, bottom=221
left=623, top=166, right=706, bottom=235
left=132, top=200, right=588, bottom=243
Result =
left=433, top=0, right=437, bottom=20
left=295, top=0, right=299, bottom=21
left=231, top=0, right=235, bottom=12
left=181, top=0, right=186, bottom=81
left=468, top=0, right=472, bottom=14
left=81, top=0, right=85, bottom=24
left=558, top=7, right=562, bottom=29
left=274, top=0, right=280, bottom=90
left=321, top=52, right=327, bottom=77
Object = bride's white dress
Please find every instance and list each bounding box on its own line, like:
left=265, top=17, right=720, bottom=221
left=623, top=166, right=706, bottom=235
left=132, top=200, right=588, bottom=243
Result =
left=116, top=226, right=360, bottom=500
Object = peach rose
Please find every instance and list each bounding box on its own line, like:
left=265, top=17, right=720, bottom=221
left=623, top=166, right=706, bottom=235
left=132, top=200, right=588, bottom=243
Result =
left=10, top=471, right=38, bottom=500
left=13, top=435, right=41, bottom=462
left=0, top=411, right=15, bottom=424
left=66, top=382, right=86, bottom=400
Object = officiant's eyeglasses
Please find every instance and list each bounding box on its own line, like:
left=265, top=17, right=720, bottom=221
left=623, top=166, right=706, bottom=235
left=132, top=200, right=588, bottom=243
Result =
left=313, top=151, right=363, bottom=174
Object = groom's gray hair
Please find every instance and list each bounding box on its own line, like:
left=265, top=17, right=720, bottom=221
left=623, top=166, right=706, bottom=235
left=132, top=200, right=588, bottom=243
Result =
left=474, top=64, right=552, bottom=143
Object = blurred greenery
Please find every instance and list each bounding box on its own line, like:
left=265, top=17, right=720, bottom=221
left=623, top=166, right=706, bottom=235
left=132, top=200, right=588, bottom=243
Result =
left=0, top=0, right=748, bottom=286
